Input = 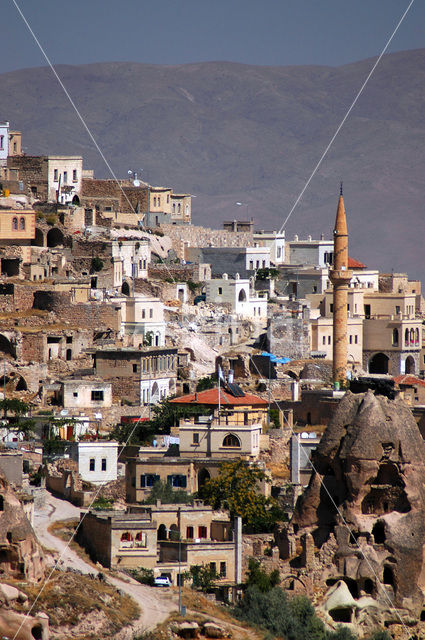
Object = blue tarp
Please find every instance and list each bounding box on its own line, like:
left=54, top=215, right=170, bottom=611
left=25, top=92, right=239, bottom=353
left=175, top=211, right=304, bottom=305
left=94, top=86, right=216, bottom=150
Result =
left=261, top=351, right=291, bottom=364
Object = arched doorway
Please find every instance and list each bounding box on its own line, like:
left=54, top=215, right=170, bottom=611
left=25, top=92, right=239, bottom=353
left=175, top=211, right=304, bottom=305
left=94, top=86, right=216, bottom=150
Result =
left=31, top=228, right=44, bottom=247
left=228, top=327, right=233, bottom=346
left=72, top=195, right=80, bottom=206
left=238, top=289, right=247, bottom=302
left=158, top=524, right=167, bottom=540
left=198, top=468, right=210, bottom=488
left=369, top=353, right=390, bottom=374
left=47, top=228, right=64, bottom=248
left=405, top=355, right=415, bottom=375
left=169, top=524, right=179, bottom=540
left=121, top=281, right=130, bottom=296
left=0, top=335, right=16, bottom=359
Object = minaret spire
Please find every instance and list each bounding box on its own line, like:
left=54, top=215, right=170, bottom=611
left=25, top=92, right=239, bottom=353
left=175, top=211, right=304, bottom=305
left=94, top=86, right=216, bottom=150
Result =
left=329, top=186, right=352, bottom=383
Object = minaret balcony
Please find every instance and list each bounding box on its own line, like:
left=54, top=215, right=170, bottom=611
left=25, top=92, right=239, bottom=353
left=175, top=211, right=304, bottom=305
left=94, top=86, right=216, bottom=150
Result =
left=329, top=268, right=353, bottom=284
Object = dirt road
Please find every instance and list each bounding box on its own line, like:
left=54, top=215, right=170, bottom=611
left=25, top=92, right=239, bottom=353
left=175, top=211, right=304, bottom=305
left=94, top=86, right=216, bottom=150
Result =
left=34, top=491, right=177, bottom=634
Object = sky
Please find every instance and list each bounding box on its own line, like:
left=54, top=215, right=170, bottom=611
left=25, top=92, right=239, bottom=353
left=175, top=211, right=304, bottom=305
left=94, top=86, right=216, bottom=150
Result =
left=1, top=0, right=424, bottom=74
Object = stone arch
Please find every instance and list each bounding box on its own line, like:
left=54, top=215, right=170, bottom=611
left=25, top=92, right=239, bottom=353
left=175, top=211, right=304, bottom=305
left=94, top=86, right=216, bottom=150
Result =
left=169, top=524, right=179, bottom=540
left=405, top=355, right=415, bottom=375
left=31, top=625, right=43, bottom=640
left=392, top=328, right=399, bottom=346
left=222, top=433, right=241, bottom=448
left=368, top=352, right=390, bottom=374
left=362, top=463, right=410, bottom=515
left=198, top=468, right=210, bottom=488
left=121, top=281, right=131, bottom=296
left=158, top=524, right=167, bottom=540
left=46, top=227, right=64, bottom=248
left=15, top=374, right=28, bottom=391
left=72, top=195, right=80, bottom=206
left=31, top=228, right=45, bottom=247
left=238, top=288, right=247, bottom=302
left=0, top=334, right=16, bottom=359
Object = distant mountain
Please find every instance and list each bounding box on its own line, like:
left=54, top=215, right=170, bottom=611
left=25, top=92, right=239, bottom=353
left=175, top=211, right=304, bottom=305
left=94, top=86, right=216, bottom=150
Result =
left=1, top=50, right=425, bottom=279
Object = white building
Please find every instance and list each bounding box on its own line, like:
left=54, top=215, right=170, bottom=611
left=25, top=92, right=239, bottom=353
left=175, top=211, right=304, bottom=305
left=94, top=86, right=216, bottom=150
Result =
left=288, top=235, right=334, bottom=268
left=253, top=230, right=286, bottom=265
left=121, top=295, right=166, bottom=346
left=205, top=275, right=268, bottom=319
left=47, top=156, right=83, bottom=204
left=112, top=239, right=150, bottom=280
left=61, top=379, right=112, bottom=410
left=69, top=441, right=118, bottom=485
left=0, top=122, right=9, bottom=163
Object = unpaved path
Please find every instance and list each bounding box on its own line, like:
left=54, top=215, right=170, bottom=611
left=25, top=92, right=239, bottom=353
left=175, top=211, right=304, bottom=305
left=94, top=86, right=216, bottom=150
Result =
left=34, top=492, right=177, bottom=634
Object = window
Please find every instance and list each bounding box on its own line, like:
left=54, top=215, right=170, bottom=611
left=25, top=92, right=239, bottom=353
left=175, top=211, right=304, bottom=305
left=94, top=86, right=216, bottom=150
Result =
left=277, top=247, right=281, bottom=258
left=12, top=217, right=18, bottom=230
left=63, top=171, right=68, bottom=184
left=89, top=458, right=95, bottom=471
left=218, top=287, right=222, bottom=295
left=167, top=474, right=187, bottom=488
left=198, top=526, right=207, bottom=539
left=405, top=328, right=409, bottom=346
left=101, top=458, right=107, bottom=471
left=330, top=304, right=334, bottom=312
left=322, top=336, right=326, bottom=345
left=72, top=169, right=77, bottom=182
left=19, top=217, right=25, bottom=230
left=54, top=169, right=58, bottom=181
left=186, top=526, right=194, bottom=539
left=73, top=392, right=78, bottom=398
left=355, top=335, right=358, bottom=344
left=222, top=433, right=241, bottom=448
left=135, top=531, right=147, bottom=547
left=167, top=194, right=169, bottom=203
left=140, top=474, right=160, bottom=488
left=91, top=390, right=104, bottom=401
left=0, top=136, right=3, bottom=149
left=133, top=364, right=137, bottom=373
left=349, top=335, right=353, bottom=344
left=396, top=306, right=401, bottom=315
left=249, top=260, right=254, bottom=269
left=149, top=308, right=153, bottom=318
left=220, top=562, right=227, bottom=577
left=158, top=196, right=161, bottom=206
left=142, top=309, right=146, bottom=319
left=66, top=336, right=73, bottom=344
left=154, top=197, right=157, bottom=206
left=392, top=328, right=399, bottom=346
left=178, top=203, right=181, bottom=213
left=193, top=433, right=199, bottom=444
left=173, top=203, right=176, bottom=213
left=328, top=336, right=331, bottom=345
left=209, top=562, right=216, bottom=574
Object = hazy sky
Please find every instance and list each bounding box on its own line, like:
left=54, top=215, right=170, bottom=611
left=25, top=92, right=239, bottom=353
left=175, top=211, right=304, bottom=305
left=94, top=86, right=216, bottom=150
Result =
left=2, top=0, right=424, bottom=73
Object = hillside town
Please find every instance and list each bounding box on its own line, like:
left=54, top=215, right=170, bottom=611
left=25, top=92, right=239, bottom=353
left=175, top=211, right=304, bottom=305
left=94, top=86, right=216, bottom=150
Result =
left=0, top=119, right=424, bottom=639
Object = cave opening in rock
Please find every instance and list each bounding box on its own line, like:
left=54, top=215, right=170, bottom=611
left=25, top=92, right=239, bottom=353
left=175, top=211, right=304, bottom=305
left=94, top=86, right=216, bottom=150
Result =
left=31, top=625, right=43, bottom=640
left=372, top=521, right=386, bottom=544
left=363, top=578, right=374, bottom=594
left=383, top=566, right=395, bottom=587
left=329, top=607, right=352, bottom=623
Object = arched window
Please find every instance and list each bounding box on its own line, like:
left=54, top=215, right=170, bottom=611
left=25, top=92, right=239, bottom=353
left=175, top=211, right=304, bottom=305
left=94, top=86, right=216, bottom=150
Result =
left=120, top=532, right=133, bottom=547
left=410, top=328, right=415, bottom=344
left=415, top=328, right=420, bottom=346
left=238, top=289, right=247, bottom=302
left=135, top=532, right=146, bottom=546
left=392, top=328, right=399, bottom=346
left=178, top=203, right=181, bottom=213
left=405, top=329, right=409, bottom=346
left=222, top=433, right=241, bottom=448
left=12, top=217, right=18, bottom=230
left=19, top=217, right=25, bottom=230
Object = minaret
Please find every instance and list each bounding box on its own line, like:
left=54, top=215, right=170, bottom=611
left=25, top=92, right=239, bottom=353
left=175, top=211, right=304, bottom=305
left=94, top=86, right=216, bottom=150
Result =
left=329, top=185, right=352, bottom=383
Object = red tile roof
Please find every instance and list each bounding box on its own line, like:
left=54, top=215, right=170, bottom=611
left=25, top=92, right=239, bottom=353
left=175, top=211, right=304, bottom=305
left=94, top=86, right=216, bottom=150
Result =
left=170, top=387, right=268, bottom=407
left=393, top=375, right=425, bottom=388
left=348, top=256, right=367, bottom=269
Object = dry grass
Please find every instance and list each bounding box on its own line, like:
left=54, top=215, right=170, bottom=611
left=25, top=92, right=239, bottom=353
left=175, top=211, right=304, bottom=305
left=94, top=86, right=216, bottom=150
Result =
left=269, top=462, right=290, bottom=481
left=47, top=518, right=98, bottom=568
left=19, top=570, right=139, bottom=639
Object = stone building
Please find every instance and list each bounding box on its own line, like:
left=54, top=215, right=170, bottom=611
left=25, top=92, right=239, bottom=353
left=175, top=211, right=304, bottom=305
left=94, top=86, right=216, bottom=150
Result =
left=186, top=246, right=270, bottom=279
left=68, top=441, right=118, bottom=485
left=205, top=276, right=267, bottom=319
left=93, top=346, right=178, bottom=405
left=7, top=155, right=83, bottom=204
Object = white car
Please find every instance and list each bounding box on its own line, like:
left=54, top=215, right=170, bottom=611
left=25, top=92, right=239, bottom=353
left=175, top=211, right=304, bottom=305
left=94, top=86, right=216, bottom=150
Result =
left=154, top=576, right=172, bottom=587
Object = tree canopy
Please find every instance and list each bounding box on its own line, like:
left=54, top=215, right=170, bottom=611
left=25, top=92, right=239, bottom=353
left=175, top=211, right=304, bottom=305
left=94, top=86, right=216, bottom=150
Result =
left=197, top=459, right=284, bottom=532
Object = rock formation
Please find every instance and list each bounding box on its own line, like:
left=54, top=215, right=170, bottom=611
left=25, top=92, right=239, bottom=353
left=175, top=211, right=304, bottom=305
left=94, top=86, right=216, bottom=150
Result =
left=0, top=471, right=45, bottom=583
left=288, top=391, right=425, bottom=626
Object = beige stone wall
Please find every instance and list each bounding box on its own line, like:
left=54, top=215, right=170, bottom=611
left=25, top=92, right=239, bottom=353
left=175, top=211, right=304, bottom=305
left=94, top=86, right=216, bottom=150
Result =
left=159, top=223, right=254, bottom=260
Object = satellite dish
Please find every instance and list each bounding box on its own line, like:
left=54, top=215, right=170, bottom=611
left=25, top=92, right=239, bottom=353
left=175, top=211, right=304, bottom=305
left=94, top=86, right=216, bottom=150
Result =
left=133, top=179, right=140, bottom=187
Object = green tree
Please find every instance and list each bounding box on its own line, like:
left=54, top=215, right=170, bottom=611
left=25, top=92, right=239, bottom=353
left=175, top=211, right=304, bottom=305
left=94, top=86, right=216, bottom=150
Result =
left=245, top=558, right=280, bottom=592
left=90, top=257, right=104, bottom=272
left=196, top=375, right=216, bottom=392
left=197, top=459, right=284, bottom=532
left=0, top=399, right=35, bottom=439
left=255, top=267, right=279, bottom=281
left=190, top=564, right=218, bottom=591
left=143, top=480, right=193, bottom=505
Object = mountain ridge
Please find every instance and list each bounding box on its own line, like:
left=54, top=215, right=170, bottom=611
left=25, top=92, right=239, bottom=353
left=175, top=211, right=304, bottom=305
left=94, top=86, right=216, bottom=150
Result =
left=1, top=49, right=425, bottom=279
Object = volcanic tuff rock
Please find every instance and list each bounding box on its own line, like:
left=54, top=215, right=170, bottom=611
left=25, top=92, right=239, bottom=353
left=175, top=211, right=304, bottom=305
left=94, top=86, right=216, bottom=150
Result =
left=293, top=391, right=425, bottom=615
left=0, top=471, right=45, bottom=583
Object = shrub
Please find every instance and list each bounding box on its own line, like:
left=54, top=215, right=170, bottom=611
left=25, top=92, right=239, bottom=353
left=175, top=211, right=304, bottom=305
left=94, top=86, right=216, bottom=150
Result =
left=130, top=567, right=154, bottom=586
left=91, top=257, right=104, bottom=272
